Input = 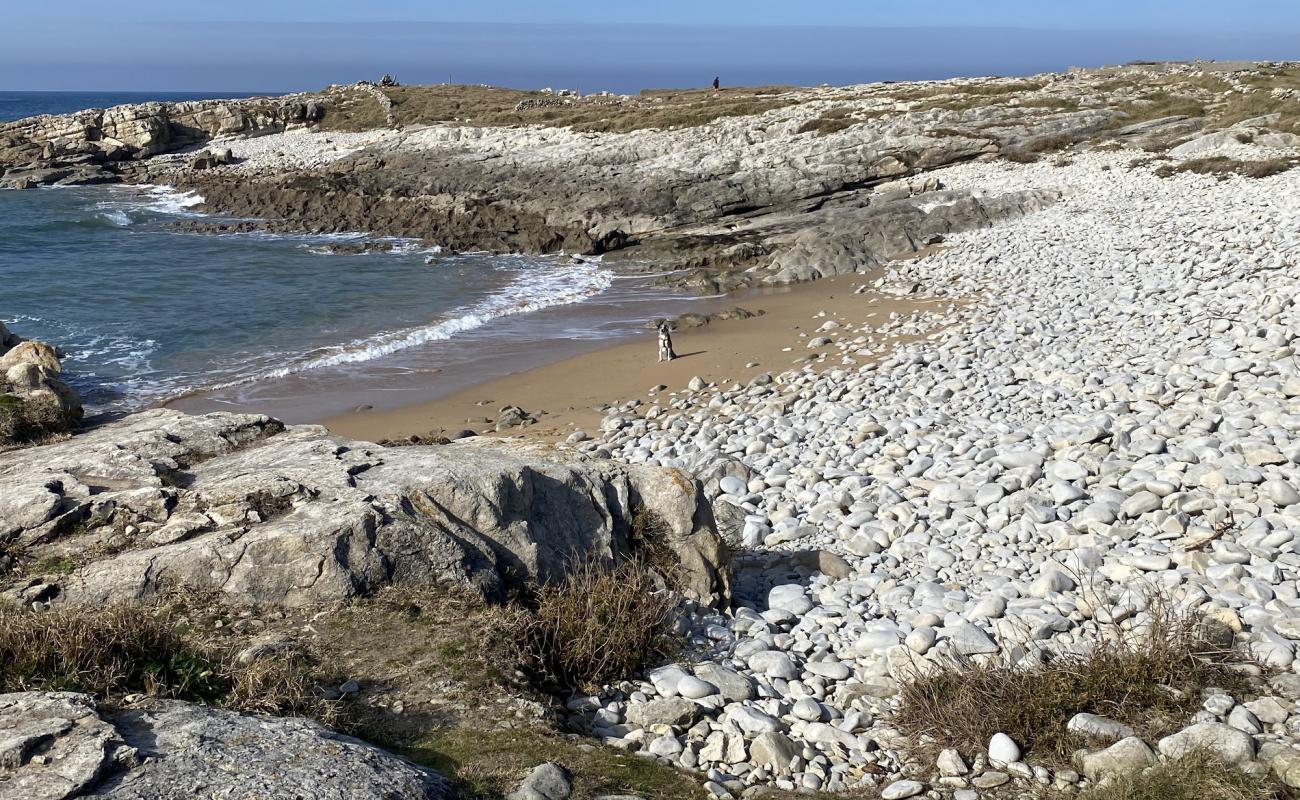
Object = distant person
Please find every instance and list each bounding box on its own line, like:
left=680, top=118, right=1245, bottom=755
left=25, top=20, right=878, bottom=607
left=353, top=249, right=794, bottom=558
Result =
left=657, top=322, right=677, bottom=362
left=712, top=76, right=720, bottom=90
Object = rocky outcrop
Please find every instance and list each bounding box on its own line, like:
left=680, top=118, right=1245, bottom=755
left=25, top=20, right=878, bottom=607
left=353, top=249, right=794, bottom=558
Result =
left=0, top=323, right=81, bottom=445
left=0, top=95, right=324, bottom=188
left=0, top=691, right=454, bottom=799
left=0, top=410, right=729, bottom=608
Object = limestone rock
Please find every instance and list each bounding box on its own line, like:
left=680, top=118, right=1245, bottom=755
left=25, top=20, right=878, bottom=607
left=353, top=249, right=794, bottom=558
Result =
left=0, top=692, right=452, bottom=799
left=1075, top=736, right=1157, bottom=781
left=0, top=410, right=729, bottom=609
left=1157, top=722, right=1256, bottom=767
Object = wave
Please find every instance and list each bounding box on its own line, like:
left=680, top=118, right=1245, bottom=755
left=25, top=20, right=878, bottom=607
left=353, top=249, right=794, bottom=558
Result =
left=210, top=259, right=614, bottom=387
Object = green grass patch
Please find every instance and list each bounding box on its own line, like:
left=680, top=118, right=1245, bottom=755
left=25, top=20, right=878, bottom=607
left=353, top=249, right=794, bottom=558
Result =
left=401, top=726, right=708, bottom=800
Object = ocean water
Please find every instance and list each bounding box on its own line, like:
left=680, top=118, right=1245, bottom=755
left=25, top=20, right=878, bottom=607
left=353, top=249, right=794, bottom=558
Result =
left=0, top=92, right=709, bottom=420
left=0, top=91, right=262, bottom=122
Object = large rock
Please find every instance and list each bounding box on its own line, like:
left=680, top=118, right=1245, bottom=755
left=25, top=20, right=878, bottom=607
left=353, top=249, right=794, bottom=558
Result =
left=1075, top=736, right=1157, bottom=782
left=0, top=691, right=453, bottom=799
left=0, top=324, right=81, bottom=443
left=0, top=95, right=324, bottom=187
left=1156, top=722, right=1256, bottom=767
left=0, top=410, right=729, bottom=608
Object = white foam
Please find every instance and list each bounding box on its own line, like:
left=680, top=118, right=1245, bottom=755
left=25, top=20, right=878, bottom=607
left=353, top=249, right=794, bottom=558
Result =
left=218, top=260, right=614, bottom=385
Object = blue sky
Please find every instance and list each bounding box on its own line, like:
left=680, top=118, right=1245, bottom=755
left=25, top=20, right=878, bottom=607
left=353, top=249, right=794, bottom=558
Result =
left=4, top=2, right=1299, bottom=91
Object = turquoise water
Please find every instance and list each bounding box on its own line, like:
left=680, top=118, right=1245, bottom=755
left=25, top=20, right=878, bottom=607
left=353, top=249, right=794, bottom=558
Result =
left=0, top=93, right=705, bottom=419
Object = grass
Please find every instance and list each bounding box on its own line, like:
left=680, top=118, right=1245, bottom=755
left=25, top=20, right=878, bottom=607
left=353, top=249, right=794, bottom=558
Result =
left=499, top=559, right=682, bottom=695
left=0, top=602, right=343, bottom=725
left=893, top=599, right=1253, bottom=764
left=1153, top=156, right=1300, bottom=180
left=1002, top=133, right=1077, bottom=163
left=795, top=106, right=879, bottom=136
left=1078, top=756, right=1287, bottom=800
left=319, top=82, right=802, bottom=134
left=1109, top=93, right=1207, bottom=127
left=400, top=726, right=709, bottom=800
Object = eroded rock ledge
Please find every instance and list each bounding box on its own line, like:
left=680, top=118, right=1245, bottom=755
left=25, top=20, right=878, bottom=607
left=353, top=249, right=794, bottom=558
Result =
left=0, top=691, right=454, bottom=800
left=0, top=409, right=729, bottom=609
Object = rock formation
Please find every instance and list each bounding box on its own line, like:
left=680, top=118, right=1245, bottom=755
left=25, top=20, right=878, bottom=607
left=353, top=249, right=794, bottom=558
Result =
left=0, top=692, right=454, bottom=799
left=0, top=410, right=729, bottom=609
left=0, top=323, right=81, bottom=446
left=0, top=95, right=324, bottom=188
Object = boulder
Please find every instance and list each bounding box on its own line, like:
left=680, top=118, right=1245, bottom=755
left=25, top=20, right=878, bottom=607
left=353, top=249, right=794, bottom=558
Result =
left=1075, top=736, right=1157, bottom=781
left=0, top=691, right=453, bottom=799
left=0, top=410, right=729, bottom=609
left=1156, top=722, right=1255, bottom=767
left=0, top=328, right=82, bottom=444
left=507, top=762, right=571, bottom=800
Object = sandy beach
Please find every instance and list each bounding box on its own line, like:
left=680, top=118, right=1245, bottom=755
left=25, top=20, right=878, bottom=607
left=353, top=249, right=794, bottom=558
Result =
left=321, top=272, right=944, bottom=444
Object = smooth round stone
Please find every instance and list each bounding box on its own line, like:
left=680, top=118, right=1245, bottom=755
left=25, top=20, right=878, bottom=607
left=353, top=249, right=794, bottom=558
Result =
left=989, top=732, right=1021, bottom=763
left=768, top=584, right=814, bottom=614
left=805, top=660, right=851, bottom=680
left=792, top=697, right=823, bottom=721
left=1263, top=479, right=1300, bottom=506
left=677, top=675, right=719, bottom=699
left=719, top=476, right=747, bottom=496
left=748, top=650, right=799, bottom=679
left=881, top=779, right=925, bottom=799
left=905, top=626, right=937, bottom=654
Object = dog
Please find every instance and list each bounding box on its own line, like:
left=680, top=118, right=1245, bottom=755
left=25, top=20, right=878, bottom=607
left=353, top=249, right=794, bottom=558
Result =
left=657, top=322, right=677, bottom=362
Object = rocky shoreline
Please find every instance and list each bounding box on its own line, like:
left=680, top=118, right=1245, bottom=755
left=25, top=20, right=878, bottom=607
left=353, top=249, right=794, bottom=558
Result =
left=7, top=62, right=1300, bottom=799
left=7, top=62, right=1296, bottom=293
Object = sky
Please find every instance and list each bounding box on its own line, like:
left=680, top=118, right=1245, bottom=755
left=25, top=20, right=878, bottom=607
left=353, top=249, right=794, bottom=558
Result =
left=3, top=1, right=1299, bottom=92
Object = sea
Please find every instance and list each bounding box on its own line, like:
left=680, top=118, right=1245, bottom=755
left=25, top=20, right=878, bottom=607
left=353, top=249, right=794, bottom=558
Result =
left=0, top=91, right=712, bottom=421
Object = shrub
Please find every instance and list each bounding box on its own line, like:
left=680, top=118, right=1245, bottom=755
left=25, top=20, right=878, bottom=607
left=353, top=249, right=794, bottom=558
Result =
left=893, top=599, right=1250, bottom=763
left=0, top=394, right=71, bottom=446
left=502, top=560, right=681, bottom=693
left=1154, top=157, right=1299, bottom=180
left=0, top=603, right=341, bottom=725
left=1079, top=755, right=1285, bottom=800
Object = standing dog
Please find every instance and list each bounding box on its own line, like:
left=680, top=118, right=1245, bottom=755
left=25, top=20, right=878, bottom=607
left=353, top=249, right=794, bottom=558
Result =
left=657, top=322, right=677, bottom=362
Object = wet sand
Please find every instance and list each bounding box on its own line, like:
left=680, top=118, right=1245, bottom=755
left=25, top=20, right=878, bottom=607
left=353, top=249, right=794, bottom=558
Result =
left=322, top=273, right=944, bottom=444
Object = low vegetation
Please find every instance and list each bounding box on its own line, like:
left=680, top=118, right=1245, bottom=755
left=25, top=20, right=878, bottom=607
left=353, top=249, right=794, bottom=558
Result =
left=321, top=82, right=801, bottom=134
left=1078, top=755, right=1287, bottom=800
left=796, top=106, right=862, bottom=136
left=893, top=600, right=1251, bottom=763
left=404, top=726, right=709, bottom=800
left=0, top=602, right=343, bottom=725
left=0, top=393, right=71, bottom=447
left=1001, top=133, right=1077, bottom=163
left=500, top=558, right=682, bottom=694
left=1153, top=156, right=1300, bottom=180
left=1108, top=92, right=1207, bottom=127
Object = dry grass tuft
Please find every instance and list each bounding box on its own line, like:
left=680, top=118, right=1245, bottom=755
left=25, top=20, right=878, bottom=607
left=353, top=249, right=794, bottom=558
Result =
left=499, top=559, right=681, bottom=694
left=321, top=82, right=802, bottom=134
left=1154, top=156, right=1300, bottom=180
left=0, top=393, right=73, bottom=447
left=0, top=603, right=342, bottom=725
left=893, top=599, right=1251, bottom=763
left=1079, top=755, right=1286, bottom=800
left=1109, top=93, right=1207, bottom=127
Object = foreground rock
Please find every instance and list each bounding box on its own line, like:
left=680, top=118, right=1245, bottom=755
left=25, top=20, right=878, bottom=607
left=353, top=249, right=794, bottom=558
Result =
left=0, top=323, right=81, bottom=445
left=0, top=691, right=453, bottom=799
left=0, top=409, right=728, bottom=608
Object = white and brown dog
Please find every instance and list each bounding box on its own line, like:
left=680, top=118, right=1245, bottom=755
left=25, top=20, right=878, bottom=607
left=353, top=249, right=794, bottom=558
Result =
left=657, top=322, right=677, bottom=362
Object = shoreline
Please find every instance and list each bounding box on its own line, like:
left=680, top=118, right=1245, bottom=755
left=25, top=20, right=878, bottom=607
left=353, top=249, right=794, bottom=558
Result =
left=320, top=272, right=944, bottom=445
